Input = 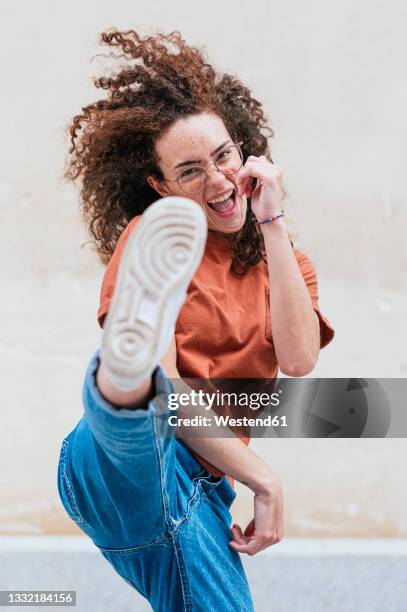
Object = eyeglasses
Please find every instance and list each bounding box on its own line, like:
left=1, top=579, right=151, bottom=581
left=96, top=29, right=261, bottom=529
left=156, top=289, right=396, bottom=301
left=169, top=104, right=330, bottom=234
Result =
left=160, top=142, right=244, bottom=195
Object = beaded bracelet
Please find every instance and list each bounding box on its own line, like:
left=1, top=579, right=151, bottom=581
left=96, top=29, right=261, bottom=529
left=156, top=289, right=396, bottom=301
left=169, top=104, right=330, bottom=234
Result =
left=256, top=212, right=284, bottom=225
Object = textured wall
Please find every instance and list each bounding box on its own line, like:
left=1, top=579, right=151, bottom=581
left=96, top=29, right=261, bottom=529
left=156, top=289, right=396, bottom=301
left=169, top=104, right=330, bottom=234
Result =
left=1, top=0, right=406, bottom=535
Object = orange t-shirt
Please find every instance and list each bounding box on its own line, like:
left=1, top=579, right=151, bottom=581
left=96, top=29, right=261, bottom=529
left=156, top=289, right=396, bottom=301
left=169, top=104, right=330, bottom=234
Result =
left=97, top=215, right=335, bottom=485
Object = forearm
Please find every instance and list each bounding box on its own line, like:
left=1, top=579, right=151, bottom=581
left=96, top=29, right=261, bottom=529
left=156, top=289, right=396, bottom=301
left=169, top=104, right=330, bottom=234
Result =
left=179, top=423, right=273, bottom=493
left=261, top=219, right=319, bottom=375
left=172, top=382, right=274, bottom=494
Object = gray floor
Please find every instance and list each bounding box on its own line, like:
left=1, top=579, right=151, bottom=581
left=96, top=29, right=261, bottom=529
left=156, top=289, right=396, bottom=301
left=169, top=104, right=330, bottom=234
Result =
left=1, top=538, right=406, bottom=611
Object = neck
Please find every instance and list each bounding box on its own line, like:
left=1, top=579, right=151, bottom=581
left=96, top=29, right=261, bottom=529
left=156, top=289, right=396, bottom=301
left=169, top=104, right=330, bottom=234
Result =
left=208, top=229, right=236, bottom=239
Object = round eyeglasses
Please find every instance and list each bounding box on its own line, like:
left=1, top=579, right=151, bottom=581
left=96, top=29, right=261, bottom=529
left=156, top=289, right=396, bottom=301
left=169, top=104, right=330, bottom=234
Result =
left=160, top=142, right=244, bottom=195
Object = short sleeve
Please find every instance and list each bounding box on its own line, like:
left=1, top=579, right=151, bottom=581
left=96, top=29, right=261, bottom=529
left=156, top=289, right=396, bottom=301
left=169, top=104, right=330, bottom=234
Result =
left=294, top=250, right=335, bottom=349
left=97, top=215, right=142, bottom=328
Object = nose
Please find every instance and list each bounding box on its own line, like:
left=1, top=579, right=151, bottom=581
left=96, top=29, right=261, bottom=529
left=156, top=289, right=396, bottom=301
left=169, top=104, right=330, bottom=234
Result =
left=205, top=163, right=233, bottom=188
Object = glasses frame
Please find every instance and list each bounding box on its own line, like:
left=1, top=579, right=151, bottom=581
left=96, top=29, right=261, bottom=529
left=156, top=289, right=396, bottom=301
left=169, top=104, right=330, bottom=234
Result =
left=160, top=141, right=244, bottom=195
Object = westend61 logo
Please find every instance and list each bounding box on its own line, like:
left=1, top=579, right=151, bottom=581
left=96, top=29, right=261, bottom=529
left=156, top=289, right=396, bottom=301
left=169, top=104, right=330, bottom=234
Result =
left=167, top=389, right=282, bottom=411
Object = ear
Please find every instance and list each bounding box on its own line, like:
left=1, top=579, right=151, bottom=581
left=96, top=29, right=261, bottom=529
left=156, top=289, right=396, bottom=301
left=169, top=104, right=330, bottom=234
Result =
left=147, top=175, right=171, bottom=198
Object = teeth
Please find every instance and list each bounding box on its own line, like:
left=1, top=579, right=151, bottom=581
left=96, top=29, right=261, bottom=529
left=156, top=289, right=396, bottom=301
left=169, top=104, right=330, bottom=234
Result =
left=208, top=189, right=234, bottom=205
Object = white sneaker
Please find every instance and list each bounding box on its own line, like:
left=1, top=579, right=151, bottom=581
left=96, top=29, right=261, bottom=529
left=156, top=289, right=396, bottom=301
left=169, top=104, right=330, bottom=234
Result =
left=100, top=196, right=207, bottom=390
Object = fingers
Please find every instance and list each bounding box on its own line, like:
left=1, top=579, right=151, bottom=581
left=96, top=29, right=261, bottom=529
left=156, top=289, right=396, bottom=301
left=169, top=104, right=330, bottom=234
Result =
left=238, top=159, right=283, bottom=181
left=228, top=523, right=254, bottom=554
left=237, top=162, right=267, bottom=183
left=236, top=157, right=283, bottom=198
left=229, top=537, right=258, bottom=555
left=236, top=174, right=254, bottom=198
left=229, top=521, right=283, bottom=556
left=230, top=524, right=246, bottom=544
left=229, top=537, right=275, bottom=556
left=229, top=530, right=283, bottom=556
left=244, top=519, right=255, bottom=538
left=236, top=157, right=267, bottom=197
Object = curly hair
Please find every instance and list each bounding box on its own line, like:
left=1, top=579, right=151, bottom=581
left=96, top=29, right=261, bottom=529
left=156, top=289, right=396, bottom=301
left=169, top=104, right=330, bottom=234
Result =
left=66, top=29, right=283, bottom=273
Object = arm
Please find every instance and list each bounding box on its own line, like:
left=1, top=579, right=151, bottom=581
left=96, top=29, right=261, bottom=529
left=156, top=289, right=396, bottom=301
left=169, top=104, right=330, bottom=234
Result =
left=161, top=337, right=284, bottom=554
left=237, top=156, right=320, bottom=376
left=261, top=218, right=320, bottom=376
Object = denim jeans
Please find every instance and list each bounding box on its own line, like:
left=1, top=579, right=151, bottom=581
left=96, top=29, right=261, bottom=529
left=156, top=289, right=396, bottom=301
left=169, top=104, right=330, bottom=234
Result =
left=57, top=351, right=254, bottom=611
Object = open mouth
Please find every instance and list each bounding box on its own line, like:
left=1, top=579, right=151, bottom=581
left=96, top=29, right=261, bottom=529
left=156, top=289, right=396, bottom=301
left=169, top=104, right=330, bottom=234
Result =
left=207, top=188, right=237, bottom=216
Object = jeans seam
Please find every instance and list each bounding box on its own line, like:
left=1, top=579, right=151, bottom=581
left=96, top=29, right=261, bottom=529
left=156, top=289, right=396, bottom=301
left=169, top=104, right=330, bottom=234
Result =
left=171, top=534, right=193, bottom=612
left=98, top=533, right=171, bottom=554
left=152, top=412, right=172, bottom=531
left=169, top=481, right=203, bottom=537
left=59, top=439, right=84, bottom=524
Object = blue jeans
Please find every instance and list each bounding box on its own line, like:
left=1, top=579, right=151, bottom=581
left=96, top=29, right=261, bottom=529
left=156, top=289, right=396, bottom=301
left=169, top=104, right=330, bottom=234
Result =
left=57, top=351, right=254, bottom=611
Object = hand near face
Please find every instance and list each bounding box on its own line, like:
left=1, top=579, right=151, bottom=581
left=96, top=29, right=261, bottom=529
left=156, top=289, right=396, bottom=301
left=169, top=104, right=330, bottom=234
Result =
left=236, top=155, right=284, bottom=221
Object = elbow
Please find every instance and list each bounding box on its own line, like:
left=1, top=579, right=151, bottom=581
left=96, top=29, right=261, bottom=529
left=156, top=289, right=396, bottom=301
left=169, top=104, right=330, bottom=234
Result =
left=279, top=354, right=319, bottom=377
left=278, top=322, right=321, bottom=377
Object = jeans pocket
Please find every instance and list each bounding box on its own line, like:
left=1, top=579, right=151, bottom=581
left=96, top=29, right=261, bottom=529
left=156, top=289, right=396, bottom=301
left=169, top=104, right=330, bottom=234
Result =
left=57, top=439, right=84, bottom=525
left=197, top=472, right=224, bottom=498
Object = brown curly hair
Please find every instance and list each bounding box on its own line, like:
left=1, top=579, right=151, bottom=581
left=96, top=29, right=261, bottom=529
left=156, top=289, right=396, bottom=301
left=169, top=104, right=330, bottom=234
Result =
left=65, top=29, right=284, bottom=273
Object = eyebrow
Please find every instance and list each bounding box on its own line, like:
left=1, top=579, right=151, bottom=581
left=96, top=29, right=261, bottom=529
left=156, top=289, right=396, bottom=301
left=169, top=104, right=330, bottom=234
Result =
left=173, top=140, right=232, bottom=170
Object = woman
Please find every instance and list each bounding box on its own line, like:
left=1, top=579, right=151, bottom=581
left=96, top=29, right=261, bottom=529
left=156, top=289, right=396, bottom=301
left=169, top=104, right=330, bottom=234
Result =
left=58, top=29, right=335, bottom=611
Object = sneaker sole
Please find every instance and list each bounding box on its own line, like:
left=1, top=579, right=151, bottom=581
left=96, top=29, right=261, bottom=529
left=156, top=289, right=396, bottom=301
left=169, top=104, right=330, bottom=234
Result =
left=100, top=197, right=207, bottom=389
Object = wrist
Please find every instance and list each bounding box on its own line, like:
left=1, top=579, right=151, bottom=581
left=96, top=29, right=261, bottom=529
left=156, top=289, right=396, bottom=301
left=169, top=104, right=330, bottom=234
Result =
left=250, top=466, right=282, bottom=495
left=260, top=216, right=287, bottom=237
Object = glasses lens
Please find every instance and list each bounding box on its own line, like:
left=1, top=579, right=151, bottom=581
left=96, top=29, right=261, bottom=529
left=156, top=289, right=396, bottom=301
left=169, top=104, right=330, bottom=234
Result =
left=178, top=168, right=207, bottom=194
left=216, top=146, right=243, bottom=175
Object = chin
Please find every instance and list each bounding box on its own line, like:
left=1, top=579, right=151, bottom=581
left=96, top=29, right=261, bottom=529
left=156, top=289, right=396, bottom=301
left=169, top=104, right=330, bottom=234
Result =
left=213, top=221, right=245, bottom=234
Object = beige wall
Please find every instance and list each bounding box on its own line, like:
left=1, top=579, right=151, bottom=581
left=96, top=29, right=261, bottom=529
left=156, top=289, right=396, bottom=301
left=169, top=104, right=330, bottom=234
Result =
left=1, top=0, right=406, bottom=535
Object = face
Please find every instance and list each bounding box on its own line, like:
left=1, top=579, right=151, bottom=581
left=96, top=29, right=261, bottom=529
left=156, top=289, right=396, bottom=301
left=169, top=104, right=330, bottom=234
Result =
left=147, top=112, right=247, bottom=233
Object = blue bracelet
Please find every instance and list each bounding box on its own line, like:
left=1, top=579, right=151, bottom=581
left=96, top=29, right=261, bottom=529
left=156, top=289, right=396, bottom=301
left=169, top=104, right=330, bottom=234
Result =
left=257, top=212, right=284, bottom=225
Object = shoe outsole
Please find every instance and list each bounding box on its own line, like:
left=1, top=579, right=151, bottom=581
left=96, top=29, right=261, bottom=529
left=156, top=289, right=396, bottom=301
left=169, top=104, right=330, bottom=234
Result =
left=100, top=197, right=207, bottom=390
